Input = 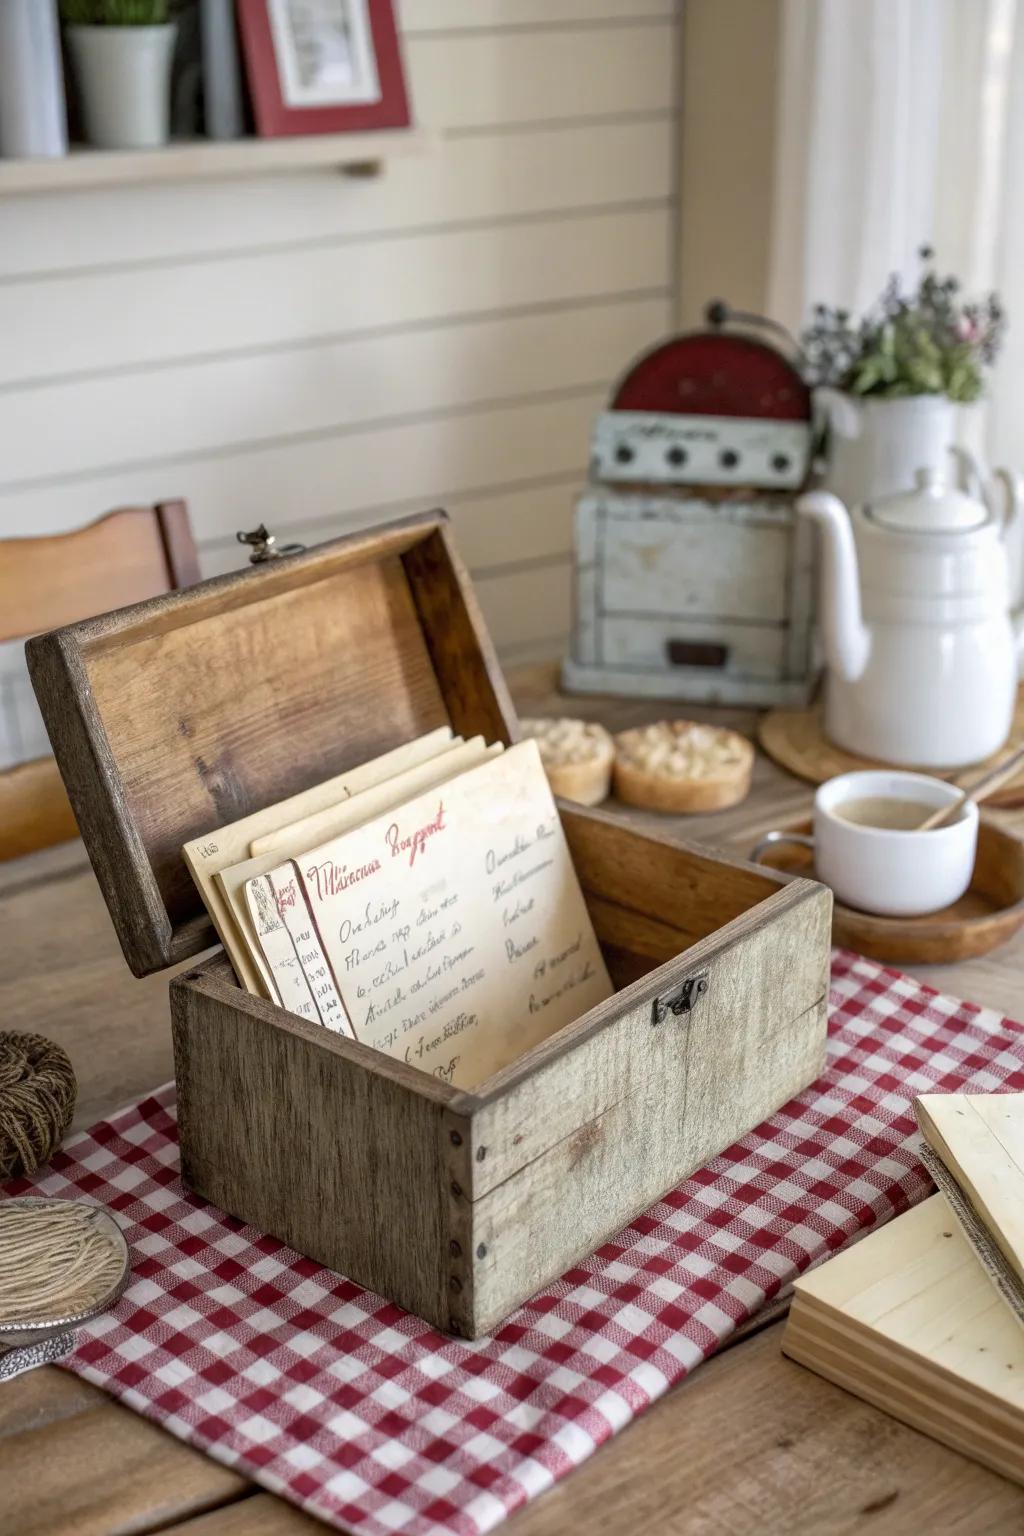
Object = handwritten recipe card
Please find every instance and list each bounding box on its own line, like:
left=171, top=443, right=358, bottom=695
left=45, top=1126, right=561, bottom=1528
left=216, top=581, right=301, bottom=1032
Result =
left=292, top=743, right=611, bottom=1085
left=186, top=733, right=614, bottom=1089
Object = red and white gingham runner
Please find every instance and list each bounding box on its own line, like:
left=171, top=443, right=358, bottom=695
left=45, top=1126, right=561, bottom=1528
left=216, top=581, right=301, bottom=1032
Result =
left=7, top=949, right=1024, bottom=1535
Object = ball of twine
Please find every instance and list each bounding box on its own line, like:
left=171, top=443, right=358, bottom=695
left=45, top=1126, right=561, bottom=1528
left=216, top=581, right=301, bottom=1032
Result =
left=0, top=1032, right=77, bottom=1180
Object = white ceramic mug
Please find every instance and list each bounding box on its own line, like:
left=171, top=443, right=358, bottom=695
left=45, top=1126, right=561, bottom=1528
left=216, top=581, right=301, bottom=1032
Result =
left=752, top=769, right=979, bottom=917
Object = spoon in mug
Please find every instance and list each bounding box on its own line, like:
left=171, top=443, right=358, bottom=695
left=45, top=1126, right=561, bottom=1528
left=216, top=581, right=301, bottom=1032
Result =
left=916, top=743, right=1024, bottom=831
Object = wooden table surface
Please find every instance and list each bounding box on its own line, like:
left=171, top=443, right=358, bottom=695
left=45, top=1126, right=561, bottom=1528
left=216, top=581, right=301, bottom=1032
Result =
left=3, top=662, right=1024, bottom=1536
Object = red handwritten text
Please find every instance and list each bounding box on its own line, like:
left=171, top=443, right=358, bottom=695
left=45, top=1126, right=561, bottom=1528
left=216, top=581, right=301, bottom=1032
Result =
left=304, top=858, right=381, bottom=901
left=385, top=802, right=446, bottom=868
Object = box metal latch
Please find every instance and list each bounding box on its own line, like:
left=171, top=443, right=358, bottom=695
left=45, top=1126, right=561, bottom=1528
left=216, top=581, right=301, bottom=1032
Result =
left=651, top=974, right=708, bottom=1026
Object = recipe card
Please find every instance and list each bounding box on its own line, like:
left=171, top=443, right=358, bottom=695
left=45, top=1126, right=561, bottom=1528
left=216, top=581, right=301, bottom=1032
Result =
left=293, top=740, right=612, bottom=1088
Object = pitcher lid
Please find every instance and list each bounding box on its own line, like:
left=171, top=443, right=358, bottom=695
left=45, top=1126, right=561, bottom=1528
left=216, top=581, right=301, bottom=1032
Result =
left=866, top=466, right=990, bottom=533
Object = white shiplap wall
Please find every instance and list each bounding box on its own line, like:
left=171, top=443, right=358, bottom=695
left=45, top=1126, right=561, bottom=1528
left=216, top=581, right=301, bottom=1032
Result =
left=0, top=0, right=680, bottom=765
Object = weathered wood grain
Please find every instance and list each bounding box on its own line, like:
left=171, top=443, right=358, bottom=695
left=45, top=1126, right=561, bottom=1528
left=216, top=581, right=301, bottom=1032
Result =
left=561, top=799, right=787, bottom=941
left=172, top=955, right=470, bottom=1332
left=463, top=880, right=830, bottom=1335
left=0, top=1398, right=246, bottom=1536
left=402, top=520, right=520, bottom=749
left=508, top=1321, right=1024, bottom=1536
left=0, top=1366, right=104, bottom=1442
left=25, top=511, right=525, bottom=974
left=161, top=1493, right=321, bottom=1535
left=7, top=660, right=1024, bottom=1535
left=171, top=787, right=830, bottom=1338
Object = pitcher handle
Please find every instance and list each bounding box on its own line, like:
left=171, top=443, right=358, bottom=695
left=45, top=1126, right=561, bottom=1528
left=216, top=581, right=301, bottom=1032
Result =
left=993, top=465, right=1024, bottom=537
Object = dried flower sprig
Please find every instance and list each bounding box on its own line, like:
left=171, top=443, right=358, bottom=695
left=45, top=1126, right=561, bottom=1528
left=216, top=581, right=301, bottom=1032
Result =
left=801, top=247, right=1006, bottom=403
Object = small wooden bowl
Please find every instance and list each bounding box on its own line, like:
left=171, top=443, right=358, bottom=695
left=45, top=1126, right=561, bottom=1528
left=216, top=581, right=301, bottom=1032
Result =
left=754, top=816, right=1024, bottom=963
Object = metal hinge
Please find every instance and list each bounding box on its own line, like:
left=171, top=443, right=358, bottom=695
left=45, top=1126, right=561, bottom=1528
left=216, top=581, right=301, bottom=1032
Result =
left=651, top=974, right=709, bottom=1026
left=236, top=524, right=307, bottom=564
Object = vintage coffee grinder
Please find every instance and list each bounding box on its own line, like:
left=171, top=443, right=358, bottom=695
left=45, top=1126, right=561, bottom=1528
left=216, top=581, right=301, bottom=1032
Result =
left=564, top=303, right=818, bottom=706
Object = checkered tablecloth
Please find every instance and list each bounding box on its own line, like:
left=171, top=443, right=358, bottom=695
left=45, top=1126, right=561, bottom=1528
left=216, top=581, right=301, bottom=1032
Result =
left=7, top=950, right=1024, bottom=1536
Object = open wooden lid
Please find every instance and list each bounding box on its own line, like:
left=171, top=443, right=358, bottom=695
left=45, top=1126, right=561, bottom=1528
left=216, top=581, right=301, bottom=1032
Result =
left=27, top=512, right=518, bottom=977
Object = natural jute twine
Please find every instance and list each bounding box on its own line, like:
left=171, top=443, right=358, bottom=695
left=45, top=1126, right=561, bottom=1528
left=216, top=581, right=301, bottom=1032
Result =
left=0, top=1200, right=125, bottom=1326
left=0, top=1031, right=77, bottom=1181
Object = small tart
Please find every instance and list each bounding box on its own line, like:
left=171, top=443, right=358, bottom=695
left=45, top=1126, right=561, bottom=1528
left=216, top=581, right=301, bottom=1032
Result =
left=613, top=720, right=754, bottom=813
left=520, top=717, right=614, bottom=806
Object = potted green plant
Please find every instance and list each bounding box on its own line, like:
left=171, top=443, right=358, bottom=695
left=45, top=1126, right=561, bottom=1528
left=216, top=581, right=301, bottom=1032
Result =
left=60, top=0, right=177, bottom=151
left=802, top=248, right=1006, bottom=506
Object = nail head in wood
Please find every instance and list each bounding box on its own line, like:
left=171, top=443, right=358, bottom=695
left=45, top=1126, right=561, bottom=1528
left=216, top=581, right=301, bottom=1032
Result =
left=449, top=1129, right=462, bottom=1146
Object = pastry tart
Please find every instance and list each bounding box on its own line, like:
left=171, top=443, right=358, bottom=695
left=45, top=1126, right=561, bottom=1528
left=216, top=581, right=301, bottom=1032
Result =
left=613, top=720, right=754, bottom=813
left=520, top=717, right=614, bottom=806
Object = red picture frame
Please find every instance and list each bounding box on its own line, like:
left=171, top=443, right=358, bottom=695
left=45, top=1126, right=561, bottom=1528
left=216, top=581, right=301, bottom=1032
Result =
left=236, top=0, right=411, bottom=138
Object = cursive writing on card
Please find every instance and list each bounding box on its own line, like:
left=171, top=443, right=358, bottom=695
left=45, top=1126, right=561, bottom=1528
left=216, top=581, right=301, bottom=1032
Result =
left=296, top=743, right=612, bottom=1087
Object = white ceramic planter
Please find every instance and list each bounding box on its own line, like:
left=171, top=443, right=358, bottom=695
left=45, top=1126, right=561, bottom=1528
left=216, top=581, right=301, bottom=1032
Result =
left=817, top=392, right=957, bottom=508
left=66, top=23, right=177, bottom=151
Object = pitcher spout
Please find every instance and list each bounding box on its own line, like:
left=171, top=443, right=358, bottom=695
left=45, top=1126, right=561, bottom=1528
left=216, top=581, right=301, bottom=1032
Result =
left=796, top=490, right=871, bottom=684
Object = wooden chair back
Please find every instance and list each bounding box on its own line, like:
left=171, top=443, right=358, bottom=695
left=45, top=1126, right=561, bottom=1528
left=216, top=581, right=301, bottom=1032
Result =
left=1, top=502, right=200, bottom=861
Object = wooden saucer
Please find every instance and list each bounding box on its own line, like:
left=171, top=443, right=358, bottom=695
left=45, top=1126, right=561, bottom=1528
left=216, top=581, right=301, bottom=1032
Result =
left=756, top=816, right=1024, bottom=964
left=758, top=687, right=1024, bottom=809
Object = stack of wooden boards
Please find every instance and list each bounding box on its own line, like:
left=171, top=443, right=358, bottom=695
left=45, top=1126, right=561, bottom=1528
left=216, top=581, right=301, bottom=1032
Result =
left=182, top=727, right=612, bottom=1089
left=782, top=1094, right=1024, bottom=1484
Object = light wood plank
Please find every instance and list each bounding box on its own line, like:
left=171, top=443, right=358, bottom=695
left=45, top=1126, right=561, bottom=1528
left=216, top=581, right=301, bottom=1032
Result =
left=161, top=1494, right=319, bottom=1535
left=0, top=849, right=180, bottom=1127
left=5, top=666, right=1024, bottom=1535
left=783, top=1198, right=1024, bottom=1484
left=0, top=118, right=673, bottom=279
left=916, top=1094, right=1024, bottom=1292
left=0, top=1367, right=105, bottom=1442
left=0, top=296, right=667, bottom=485
left=19, top=1323, right=1024, bottom=1536
left=509, top=1322, right=1024, bottom=1536
left=0, top=1400, right=247, bottom=1536
left=0, top=393, right=602, bottom=543
left=0, top=208, right=670, bottom=387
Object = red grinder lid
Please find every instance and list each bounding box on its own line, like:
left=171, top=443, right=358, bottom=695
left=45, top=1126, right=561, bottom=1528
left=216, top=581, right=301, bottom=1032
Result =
left=611, top=332, right=811, bottom=422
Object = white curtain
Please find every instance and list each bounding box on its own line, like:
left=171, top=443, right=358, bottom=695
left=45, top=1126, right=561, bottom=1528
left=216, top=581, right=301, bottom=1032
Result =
left=766, top=0, right=1022, bottom=466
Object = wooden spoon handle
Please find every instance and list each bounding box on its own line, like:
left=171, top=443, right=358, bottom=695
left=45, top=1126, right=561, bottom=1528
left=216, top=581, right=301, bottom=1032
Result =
left=918, top=743, right=1024, bottom=831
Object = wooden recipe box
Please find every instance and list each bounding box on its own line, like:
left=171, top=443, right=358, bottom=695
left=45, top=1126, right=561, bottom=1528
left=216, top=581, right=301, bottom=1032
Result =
left=27, top=511, right=832, bottom=1337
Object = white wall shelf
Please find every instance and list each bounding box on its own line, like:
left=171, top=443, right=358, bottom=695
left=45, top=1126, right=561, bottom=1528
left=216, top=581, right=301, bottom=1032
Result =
left=0, top=128, right=427, bottom=196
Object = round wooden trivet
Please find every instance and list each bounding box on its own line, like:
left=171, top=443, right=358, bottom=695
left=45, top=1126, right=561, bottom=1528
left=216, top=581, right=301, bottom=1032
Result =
left=0, top=1031, right=77, bottom=1179
left=757, top=817, right=1024, bottom=964
left=758, top=686, right=1024, bottom=808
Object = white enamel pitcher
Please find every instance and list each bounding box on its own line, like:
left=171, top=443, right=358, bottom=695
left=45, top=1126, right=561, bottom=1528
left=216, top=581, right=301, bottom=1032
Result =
left=816, top=390, right=1024, bottom=618
left=798, top=468, right=1020, bottom=769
